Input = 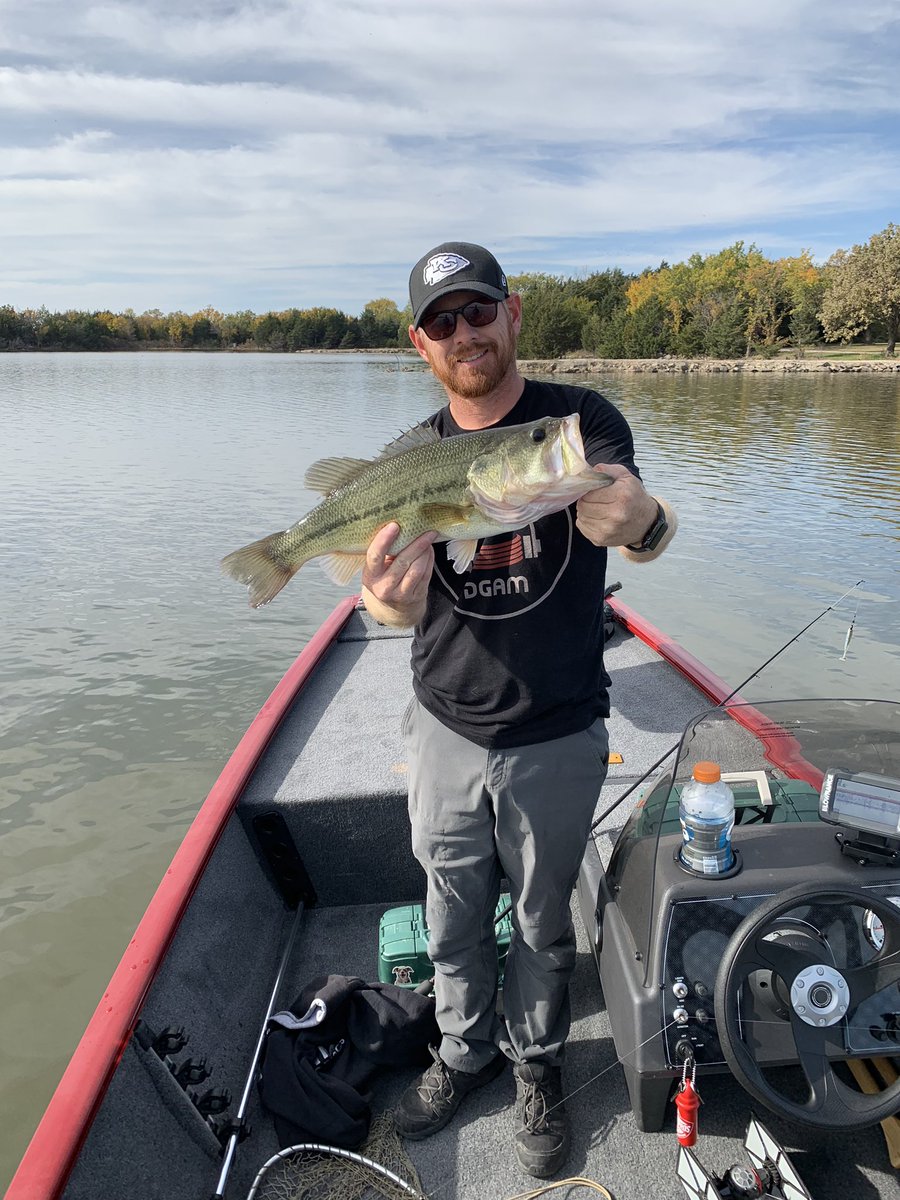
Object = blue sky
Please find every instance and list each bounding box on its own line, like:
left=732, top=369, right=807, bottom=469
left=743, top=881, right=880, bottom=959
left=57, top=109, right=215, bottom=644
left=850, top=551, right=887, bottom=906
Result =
left=1, top=0, right=898, bottom=316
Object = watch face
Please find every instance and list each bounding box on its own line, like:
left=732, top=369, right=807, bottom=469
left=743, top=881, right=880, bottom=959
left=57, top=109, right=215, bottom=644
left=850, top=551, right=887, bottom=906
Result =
left=626, top=502, right=668, bottom=552
left=642, top=505, right=667, bottom=550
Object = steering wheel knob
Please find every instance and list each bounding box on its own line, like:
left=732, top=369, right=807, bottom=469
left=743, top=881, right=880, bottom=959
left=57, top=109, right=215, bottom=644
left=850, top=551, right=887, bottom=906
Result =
left=790, top=963, right=849, bottom=1026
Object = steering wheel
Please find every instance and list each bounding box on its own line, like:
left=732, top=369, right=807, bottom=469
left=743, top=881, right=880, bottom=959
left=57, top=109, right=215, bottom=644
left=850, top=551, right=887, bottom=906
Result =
left=714, top=882, right=900, bottom=1129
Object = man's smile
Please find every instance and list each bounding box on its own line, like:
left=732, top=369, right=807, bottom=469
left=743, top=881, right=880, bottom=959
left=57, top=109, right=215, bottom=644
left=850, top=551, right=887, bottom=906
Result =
left=454, top=348, right=490, bottom=365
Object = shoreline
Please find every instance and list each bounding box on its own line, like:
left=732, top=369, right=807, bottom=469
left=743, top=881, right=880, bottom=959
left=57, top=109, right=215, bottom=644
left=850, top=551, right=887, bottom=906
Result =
left=303, top=347, right=900, bottom=373
left=2, top=346, right=897, bottom=372
left=516, top=356, right=900, bottom=374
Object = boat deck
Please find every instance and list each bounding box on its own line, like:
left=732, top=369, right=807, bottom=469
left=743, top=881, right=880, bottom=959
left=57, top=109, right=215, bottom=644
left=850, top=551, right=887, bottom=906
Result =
left=57, top=607, right=900, bottom=1200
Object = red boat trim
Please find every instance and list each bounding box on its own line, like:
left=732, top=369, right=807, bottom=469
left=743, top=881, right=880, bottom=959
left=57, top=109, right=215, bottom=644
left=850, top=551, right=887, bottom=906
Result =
left=608, top=597, right=739, bottom=707
left=7, top=595, right=361, bottom=1200
left=610, top=597, right=823, bottom=788
left=12, top=593, right=825, bottom=1197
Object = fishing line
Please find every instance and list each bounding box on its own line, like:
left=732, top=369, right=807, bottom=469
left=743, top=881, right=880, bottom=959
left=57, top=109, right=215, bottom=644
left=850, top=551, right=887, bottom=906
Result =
left=589, top=578, right=866, bottom=835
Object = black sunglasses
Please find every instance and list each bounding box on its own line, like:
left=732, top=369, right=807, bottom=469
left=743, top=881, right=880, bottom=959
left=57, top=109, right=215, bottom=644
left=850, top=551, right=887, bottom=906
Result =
left=420, top=299, right=500, bottom=341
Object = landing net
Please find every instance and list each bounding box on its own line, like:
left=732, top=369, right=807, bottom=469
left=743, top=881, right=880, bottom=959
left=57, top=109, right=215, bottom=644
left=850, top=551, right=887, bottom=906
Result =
left=246, top=1113, right=425, bottom=1200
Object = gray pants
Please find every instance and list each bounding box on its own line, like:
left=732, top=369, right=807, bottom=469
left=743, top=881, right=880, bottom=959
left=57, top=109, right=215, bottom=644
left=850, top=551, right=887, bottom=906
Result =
left=402, top=698, right=609, bottom=1073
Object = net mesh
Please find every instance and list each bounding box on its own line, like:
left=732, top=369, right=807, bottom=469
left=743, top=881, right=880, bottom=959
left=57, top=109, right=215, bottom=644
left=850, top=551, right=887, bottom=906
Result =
left=248, top=1113, right=425, bottom=1200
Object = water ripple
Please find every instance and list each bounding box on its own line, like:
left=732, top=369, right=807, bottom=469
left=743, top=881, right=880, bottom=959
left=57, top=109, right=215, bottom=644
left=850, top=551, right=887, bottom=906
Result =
left=0, top=353, right=897, bottom=1179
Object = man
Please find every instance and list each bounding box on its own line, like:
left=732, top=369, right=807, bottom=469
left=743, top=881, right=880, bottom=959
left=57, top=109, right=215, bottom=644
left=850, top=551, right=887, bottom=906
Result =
left=362, top=242, right=676, bottom=1178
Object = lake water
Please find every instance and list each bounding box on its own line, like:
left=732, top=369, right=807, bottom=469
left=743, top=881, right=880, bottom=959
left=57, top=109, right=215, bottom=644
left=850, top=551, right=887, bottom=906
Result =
left=1, top=351, right=898, bottom=1183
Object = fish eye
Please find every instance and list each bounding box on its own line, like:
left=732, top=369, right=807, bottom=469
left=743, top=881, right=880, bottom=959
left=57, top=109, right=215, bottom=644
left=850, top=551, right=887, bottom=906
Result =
left=531, top=428, right=546, bottom=443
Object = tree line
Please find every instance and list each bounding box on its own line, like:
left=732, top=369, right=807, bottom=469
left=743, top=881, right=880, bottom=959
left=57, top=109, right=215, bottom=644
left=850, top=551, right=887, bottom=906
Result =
left=2, top=224, right=897, bottom=357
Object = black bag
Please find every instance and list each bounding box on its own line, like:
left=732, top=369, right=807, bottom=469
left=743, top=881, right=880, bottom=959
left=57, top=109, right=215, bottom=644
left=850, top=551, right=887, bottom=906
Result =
left=258, top=973, right=438, bottom=1148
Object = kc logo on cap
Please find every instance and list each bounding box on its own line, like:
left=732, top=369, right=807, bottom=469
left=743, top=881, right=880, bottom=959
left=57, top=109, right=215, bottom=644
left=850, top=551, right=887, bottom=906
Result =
left=423, top=253, right=471, bottom=286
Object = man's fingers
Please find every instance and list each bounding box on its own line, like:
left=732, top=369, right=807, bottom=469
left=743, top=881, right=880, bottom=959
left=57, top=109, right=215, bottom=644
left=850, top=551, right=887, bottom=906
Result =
left=403, top=530, right=439, bottom=559
left=393, top=546, right=435, bottom=593
left=385, top=532, right=437, bottom=580
left=365, top=526, right=437, bottom=587
left=366, top=522, right=401, bottom=568
left=592, top=462, right=631, bottom=479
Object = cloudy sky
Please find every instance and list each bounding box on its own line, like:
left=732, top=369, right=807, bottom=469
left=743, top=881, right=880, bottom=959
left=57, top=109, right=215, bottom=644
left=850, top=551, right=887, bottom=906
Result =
left=1, top=0, right=898, bottom=316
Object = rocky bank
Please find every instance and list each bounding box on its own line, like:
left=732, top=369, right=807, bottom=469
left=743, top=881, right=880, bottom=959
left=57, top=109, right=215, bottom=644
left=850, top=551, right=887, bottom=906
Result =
left=516, top=357, right=899, bottom=374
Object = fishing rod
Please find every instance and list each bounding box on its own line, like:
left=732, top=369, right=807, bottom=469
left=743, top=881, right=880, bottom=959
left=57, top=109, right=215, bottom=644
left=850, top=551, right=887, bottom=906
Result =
left=211, top=899, right=306, bottom=1200
left=460, top=582, right=865, bottom=953
left=588, top=577, right=866, bottom=834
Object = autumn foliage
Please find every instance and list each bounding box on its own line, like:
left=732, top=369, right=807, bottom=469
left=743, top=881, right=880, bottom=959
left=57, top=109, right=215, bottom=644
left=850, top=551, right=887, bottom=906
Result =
left=1, top=226, right=897, bottom=357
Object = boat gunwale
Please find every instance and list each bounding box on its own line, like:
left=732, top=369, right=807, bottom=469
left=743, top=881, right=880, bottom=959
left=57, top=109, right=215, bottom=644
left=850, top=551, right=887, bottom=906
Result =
left=9, top=593, right=810, bottom=1198
left=608, top=597, right=821, bottom=786
left=6, top=595, right=361, bottom=1200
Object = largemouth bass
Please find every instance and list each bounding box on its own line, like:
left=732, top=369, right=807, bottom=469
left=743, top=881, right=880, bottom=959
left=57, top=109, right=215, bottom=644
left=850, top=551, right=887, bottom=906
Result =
left=222, top=413, right=612, bottom=607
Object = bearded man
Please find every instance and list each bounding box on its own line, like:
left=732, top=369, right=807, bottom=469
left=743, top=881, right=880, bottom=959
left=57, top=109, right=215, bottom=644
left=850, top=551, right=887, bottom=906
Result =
left=361, top=242, right=676, bottom=1178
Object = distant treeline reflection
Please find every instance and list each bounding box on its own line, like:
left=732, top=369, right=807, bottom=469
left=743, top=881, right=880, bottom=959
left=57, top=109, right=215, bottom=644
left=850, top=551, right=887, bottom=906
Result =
left=3, top=227, right=898, bottom=357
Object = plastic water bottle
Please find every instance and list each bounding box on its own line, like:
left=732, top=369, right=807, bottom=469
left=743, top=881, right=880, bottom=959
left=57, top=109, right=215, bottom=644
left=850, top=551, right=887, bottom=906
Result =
left=678, top=761, right=735, bottom=875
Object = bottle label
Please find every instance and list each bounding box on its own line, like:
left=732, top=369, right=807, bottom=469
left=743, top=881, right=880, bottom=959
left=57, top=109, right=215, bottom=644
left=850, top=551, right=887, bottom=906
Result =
left=679, top=813, right=735, bottom=873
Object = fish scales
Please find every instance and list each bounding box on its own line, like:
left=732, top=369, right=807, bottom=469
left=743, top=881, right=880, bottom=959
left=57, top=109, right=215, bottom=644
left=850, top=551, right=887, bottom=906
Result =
left=222, top=414, right=612, bottom=608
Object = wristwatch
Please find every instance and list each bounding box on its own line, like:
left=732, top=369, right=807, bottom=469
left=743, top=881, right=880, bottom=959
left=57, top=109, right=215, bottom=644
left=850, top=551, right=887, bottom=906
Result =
left=627, top=500, right=668, bottom=553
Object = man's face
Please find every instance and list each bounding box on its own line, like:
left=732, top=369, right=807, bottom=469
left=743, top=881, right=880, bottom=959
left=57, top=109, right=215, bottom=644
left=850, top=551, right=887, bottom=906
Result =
left=409, top=290, right=522, bottom=399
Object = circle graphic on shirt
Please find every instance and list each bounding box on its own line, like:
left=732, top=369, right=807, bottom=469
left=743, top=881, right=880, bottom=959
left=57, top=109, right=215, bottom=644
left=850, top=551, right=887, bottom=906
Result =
left=432, top=509, right=576, bottom=621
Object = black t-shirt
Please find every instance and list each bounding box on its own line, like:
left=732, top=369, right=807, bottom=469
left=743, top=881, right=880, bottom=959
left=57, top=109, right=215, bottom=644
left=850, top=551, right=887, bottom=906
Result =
left=410, top=378, right=639, bottom=748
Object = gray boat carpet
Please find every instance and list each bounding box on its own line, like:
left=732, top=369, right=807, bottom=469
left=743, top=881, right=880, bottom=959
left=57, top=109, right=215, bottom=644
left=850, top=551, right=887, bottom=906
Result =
left=229, top=901, right=900, bottom=1200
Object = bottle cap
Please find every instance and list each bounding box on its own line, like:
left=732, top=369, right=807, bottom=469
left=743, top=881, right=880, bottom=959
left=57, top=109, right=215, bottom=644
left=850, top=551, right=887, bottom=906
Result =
left=692, top=761, right=721, bottom=784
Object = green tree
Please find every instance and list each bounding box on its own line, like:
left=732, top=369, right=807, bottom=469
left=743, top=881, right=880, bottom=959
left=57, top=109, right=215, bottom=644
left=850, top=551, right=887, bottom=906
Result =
left=512, top=276, right=591, bottom=357
left=780, top=252, right=824, bottom=351
left=339, top=316, right=362, bottom=348
left=743, top=258, right=791, bottom=353
left=701, top=294, right=747, bottom=358
left=0, top=305, right=32, bottom=348
left=134, top=310, right=169, bottom=343
left=572, top=269, right=630, bottom=321
left=596, top=297, right=671, bottom=358
left=253, top=312, right=286, bottom=350
left=219, top=310, right=257, bottom=346
left=359, top=298, right=403, bottom=347
left=819, top=224, right=900, bottom=355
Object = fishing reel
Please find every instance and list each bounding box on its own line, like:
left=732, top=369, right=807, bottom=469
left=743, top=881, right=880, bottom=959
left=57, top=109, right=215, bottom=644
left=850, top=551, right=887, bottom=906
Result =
left=603, top=580, right=622, bottom=641
left=676, top=1115, right=812, bottom=1200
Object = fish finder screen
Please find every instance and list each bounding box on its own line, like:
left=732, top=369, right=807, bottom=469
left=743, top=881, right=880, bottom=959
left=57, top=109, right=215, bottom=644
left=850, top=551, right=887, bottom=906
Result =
left=821, top=771, right=900, bottom=836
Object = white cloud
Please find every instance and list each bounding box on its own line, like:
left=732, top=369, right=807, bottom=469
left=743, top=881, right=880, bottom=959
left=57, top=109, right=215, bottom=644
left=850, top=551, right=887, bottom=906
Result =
left=0, top=0, right=898, bottom=312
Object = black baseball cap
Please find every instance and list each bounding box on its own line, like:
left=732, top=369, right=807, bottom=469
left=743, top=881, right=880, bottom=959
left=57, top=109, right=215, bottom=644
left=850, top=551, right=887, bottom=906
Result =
left=409, top=241, right=509, bottom=328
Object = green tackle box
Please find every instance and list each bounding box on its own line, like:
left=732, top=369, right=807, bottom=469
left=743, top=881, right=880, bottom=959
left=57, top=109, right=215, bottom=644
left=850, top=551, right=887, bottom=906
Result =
left=378, top=895, right=513, bottom=989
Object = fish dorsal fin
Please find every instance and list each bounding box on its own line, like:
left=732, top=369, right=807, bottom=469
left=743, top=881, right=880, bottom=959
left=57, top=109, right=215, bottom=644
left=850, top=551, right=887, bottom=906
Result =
left=376, top=421, right=441, bottom=460
left=304, top=456, right=373, bottom=495
left=305, top=424, right=440, bottom=494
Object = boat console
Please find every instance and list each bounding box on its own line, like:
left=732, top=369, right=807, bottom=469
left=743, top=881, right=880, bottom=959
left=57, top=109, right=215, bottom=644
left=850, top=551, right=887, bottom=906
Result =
left=578, top=698, right=900, bottom=1133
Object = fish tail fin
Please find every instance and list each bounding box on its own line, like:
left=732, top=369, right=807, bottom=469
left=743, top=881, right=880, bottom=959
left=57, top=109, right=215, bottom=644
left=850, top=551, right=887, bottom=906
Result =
left=221, top=533, right=301, bottom=608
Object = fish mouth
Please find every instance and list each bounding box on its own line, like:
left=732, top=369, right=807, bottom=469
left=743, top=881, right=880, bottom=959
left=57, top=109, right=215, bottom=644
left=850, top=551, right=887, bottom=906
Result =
left=552, top=414, right=590, bottom=478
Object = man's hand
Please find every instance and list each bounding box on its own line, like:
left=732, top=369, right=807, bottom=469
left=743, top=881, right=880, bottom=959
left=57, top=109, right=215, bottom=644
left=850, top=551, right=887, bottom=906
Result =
left=575, top=464, right=660, bottom=548
left=361, top=523, right=437, bottom=628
